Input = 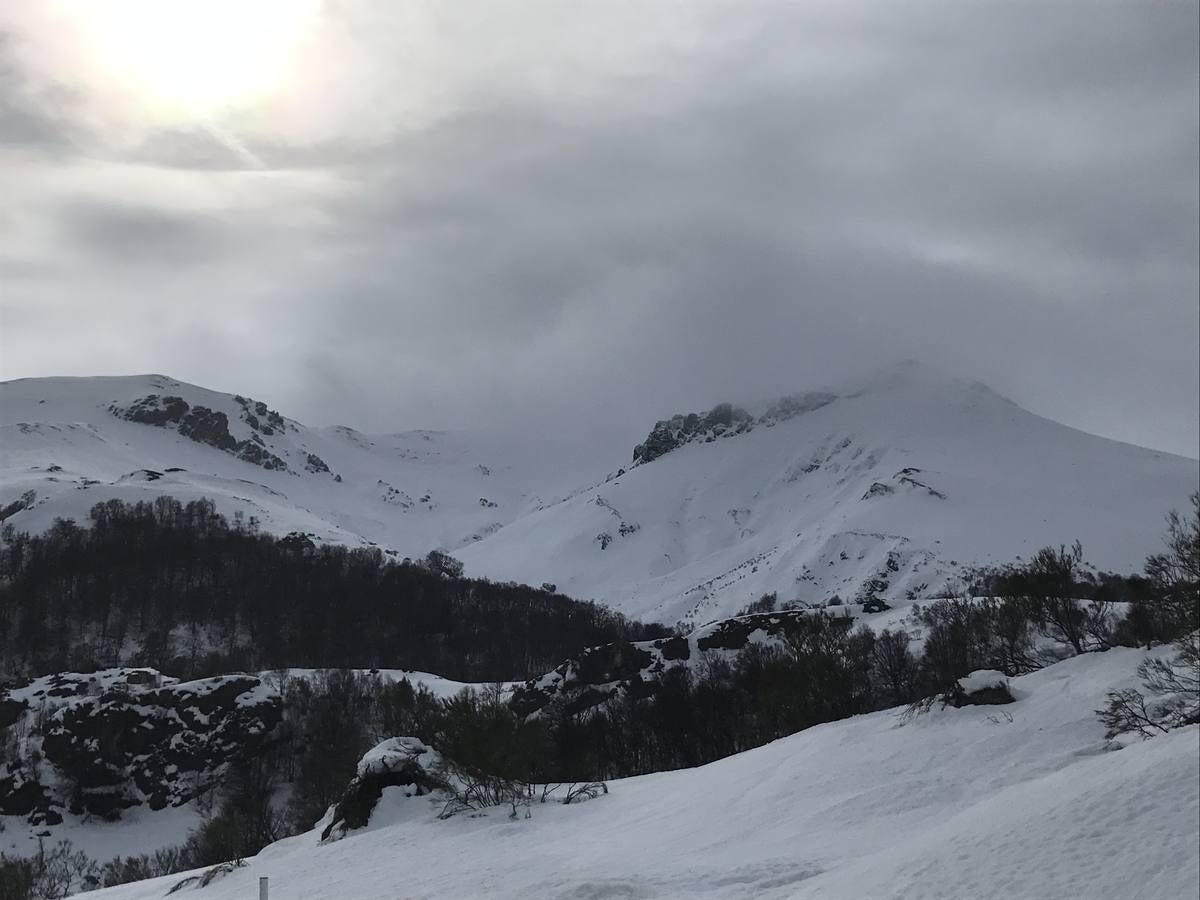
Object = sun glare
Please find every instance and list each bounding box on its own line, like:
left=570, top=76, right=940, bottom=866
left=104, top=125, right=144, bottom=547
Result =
left=66, top=0, right=321, bottom=121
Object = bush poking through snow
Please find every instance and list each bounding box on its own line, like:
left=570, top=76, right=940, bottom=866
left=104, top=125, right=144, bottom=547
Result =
left=1098, top=635, right=1200, bottom=740
left=166, top=859, right=246, bottom=894
left=561, top=781, right=608, bottom=805
left=435, top=759, right=536, bottom=821
left=1097, top=494, right=1199, bottom=741
left=437, top=773, right=610, bottom=820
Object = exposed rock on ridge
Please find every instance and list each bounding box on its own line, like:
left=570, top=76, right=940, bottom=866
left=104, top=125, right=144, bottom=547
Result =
left=632, top=392, right=836, bottom=465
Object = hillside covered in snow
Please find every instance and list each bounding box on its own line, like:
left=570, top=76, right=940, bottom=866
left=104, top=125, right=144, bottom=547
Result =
left=85, top=647, right=1199, bottom=900
left=3, top=364, right=1195, bottom=624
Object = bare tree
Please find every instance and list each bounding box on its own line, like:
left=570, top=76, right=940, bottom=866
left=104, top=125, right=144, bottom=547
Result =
left=1097, top=496, right=1200, bottom=739
left=1144, top=491, right=1200, bottom=640
left=871, top=628, right=919, bottom=705
left=1097, top=689, right=1168, bottom=740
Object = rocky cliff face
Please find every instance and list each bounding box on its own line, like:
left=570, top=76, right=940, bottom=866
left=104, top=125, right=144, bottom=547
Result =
left=0, top=669, right=281, bottom=825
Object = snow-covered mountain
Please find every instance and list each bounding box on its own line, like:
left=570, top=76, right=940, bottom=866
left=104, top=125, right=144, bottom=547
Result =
left=0, top=373, right=601, bottom=562
left=2, top=365, right=1196, bottom=623
left=86, top=647, right=1200, bottom=900
left=460, top=363, right=1199, bottom=622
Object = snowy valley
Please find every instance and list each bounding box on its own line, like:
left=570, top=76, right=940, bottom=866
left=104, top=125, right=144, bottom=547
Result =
left=2, top=364, right=1194, bottom=624
left=1, top=365, right=1198, bottom=898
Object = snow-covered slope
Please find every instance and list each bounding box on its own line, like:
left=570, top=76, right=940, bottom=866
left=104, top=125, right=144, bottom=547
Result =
left=0, top=374, right=603, bottom=559
left=459, top=364, right=1198, bottom=622
left=2, top=365, right=1196, bottom=624
left=89, top=647, right=1200, bottom=900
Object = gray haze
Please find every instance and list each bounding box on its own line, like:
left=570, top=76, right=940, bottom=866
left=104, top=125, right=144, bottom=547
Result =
left=1, top=1, right=1197, bottom=456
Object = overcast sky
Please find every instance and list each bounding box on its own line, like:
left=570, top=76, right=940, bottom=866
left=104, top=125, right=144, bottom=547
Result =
left=1, top=1, right=1197, bottom=456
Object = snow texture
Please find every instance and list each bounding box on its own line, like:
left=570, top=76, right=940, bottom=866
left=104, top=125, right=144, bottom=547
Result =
left=86, top=648, right=1199, bottom=900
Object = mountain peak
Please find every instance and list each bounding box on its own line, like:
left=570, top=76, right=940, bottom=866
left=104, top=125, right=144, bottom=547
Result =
left=628, top=362, right=1013, bottom=468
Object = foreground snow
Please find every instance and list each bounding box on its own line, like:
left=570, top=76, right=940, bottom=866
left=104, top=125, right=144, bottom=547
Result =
left=91, top=648, right=1199, bottom=900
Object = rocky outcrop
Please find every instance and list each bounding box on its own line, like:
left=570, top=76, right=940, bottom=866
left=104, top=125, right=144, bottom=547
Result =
left=633, top=404, right=754, bottom=465
left=861, top=468, right=946, bottom=502
left=111, top=394, right=289, bottom=472
left=948, top=670, right=1015, bottom=707
left=0, top=763, right=59, bottom=825
left=1, top=669, right=281, bottom=824
left=632, top=392, right=836, bottom=465
left=510, top=610, right=829, bottom=717
left=232, top=395, right=287, bottom=436
left=305, top=452, right=332, bottom=475
left=321, top=737, right=448, bottom=842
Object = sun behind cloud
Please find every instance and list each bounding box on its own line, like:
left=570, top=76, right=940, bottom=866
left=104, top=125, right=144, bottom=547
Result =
left=57, top=0, right=321, bottom=124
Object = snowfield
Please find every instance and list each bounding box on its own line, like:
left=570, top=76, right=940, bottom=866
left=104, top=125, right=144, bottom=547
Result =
left=89, top=648, right=1199, bottom=900
left=3, top=364, right=1196, bottom=624
left=458, top=365, right=1199, bottom=623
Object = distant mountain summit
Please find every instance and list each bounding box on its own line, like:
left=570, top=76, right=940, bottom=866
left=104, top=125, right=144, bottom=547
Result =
left=2, top=365, right=1196, bottom=623
left=456, top=362, right=1198, bottom=622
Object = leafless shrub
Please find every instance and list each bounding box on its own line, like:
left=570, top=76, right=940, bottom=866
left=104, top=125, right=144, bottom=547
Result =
left=1097, top=689, right=1170, bottom=740
left=562, top=782, right=608, bottom=804
left=0, top=840, right=99, bottom=899
left=435, top=760, right=532, bottom=820
left=166, top=859, right=246, bottom=894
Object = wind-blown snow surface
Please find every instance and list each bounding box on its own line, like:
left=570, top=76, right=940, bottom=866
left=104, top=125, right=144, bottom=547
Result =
left=91, top=648, right=1199, bottom=900
left=2, top=366, right=1196, bottom=623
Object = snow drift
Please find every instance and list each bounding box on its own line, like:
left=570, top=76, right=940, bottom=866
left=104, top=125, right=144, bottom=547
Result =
left=86, top=647, right=1199, bottom=900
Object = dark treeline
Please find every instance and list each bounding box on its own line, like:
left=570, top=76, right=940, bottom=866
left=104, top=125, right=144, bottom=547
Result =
left=0, top=497, right=666, bottom=681
left=2, top=494, right=1195, bottom=896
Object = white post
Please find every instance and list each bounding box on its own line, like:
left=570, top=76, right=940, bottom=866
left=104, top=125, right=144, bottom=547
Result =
left=259, top=876, right=269, bottom=900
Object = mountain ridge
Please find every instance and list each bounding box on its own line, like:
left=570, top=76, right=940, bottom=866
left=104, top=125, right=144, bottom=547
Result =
left=2, top=365, right=1196, bottom=623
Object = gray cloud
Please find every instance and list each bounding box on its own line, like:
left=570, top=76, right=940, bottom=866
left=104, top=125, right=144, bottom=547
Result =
left=0, top=32, right=77, bottom=149
left=0, top=1, right=1196, bottom=457
left=59, top=202, right=237, bottom=265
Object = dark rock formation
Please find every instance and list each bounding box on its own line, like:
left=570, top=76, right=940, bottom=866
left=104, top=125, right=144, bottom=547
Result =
left=321, top=738, right=448, bottom=842
left=633, top=403, right=754, bottom=465
left=632, top=392, right=836, bottom=465
left=862, top=482, right=894, bottom=500
left=947, top=671, right=1016, bottom=708
left=0, top=765, right=59, bottom=824
left=305, top=453, right=332, bottom=475
left=1, top=669, right=281, bottom=824
left=111, top=395, right=289, bottom=472
left=233, top=395, right=287, bottom=436
left=510, top=610, right=821, bottom=717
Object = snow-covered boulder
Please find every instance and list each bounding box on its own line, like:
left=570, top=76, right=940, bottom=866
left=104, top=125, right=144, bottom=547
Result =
left=321, top=738, right=449, bottom=842
left=950, top=669, right=1015, bottom=707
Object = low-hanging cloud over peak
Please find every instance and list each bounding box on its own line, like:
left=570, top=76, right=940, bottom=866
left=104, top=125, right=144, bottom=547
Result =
left=0, top=1, right=1196, bottom=455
